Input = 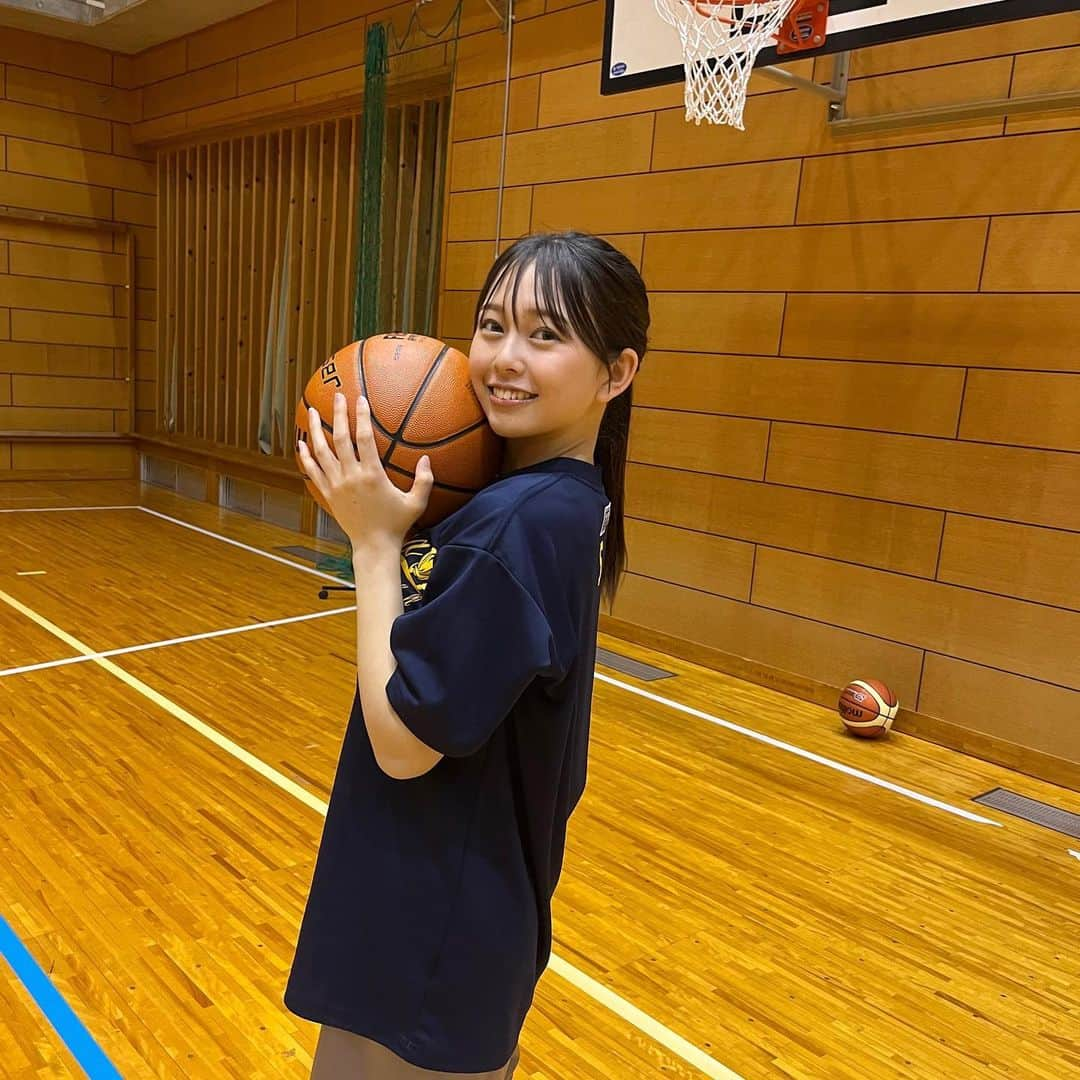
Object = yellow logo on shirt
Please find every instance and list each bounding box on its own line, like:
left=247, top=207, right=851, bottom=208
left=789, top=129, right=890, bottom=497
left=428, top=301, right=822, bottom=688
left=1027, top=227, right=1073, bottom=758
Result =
left=401, top=536, right=438, bottom=610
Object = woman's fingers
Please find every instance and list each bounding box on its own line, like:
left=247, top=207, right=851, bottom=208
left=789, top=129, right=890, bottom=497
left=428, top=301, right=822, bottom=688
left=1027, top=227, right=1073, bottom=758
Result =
left=307, top=405, right=342, bottom=483
left=353, top=395, right=380, bottom=472
left=331, top=393, right=357, bottom=469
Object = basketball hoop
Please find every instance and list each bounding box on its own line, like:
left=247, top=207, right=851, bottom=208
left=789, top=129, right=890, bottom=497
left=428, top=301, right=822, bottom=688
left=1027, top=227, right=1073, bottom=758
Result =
left=654, top=0, right=798, bottom=128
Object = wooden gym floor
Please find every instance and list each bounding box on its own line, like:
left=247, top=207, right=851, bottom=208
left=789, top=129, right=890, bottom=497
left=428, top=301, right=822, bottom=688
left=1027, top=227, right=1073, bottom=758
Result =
left=0, top=479, right=1078, bottom=1079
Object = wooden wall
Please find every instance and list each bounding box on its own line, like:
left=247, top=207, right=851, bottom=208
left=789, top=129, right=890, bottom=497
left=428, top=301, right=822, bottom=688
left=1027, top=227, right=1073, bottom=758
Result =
left=4, top=2, right=1077, bottom=778
left=122, top=0, right=459, bottom=145
left=0, top=28, right=154, bottom=477
left=437, top=5, right=1080, bottom=776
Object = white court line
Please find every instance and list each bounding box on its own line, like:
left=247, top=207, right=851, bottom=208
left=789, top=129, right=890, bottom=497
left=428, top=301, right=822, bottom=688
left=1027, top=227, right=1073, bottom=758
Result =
left=135, top=510, right=1001, bottom=828
left=7, top=505, right=998, bottom=826
left=0, top=505, right=141, bottom=513
left=595, top=672, right=1001, bottom=827
left=0, top=588, right=329, bottom=814
left=0, top=587, right=741, bottom=1080
left=547, top=955, right=741, bottom=1079
left=138, top=507, right=350, bottom=585
left=0, top=606, right=354, bottom=678
left=0, top=503, right=350, bottom=586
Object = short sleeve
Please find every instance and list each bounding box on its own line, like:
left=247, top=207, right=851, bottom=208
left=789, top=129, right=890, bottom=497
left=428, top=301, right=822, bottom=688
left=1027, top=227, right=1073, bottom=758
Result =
left=385, top=543, right=562, bottom=758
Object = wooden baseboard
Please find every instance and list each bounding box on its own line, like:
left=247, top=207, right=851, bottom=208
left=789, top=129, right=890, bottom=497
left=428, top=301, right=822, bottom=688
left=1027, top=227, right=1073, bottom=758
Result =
left=136, top=434, right=305, bottom=493
left=0, top=432, right=132, bottom=441
left=599, top=614, right=1080, bottom=794
left=0, top=469, right=134, bottom=482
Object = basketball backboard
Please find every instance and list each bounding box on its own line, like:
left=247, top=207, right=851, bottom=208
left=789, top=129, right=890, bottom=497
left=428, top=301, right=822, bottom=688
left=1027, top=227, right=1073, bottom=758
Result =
left=602, top=1, right=1080, bottom=97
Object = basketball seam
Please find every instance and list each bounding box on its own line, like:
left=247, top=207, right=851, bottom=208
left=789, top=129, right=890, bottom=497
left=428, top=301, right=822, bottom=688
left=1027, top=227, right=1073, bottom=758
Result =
left=303, top=383, right=486, bottom=452
left=359, top=339, right=491, bottom=454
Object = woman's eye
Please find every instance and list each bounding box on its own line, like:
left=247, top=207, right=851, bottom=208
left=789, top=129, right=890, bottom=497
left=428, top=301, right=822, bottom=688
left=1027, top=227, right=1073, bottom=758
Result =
left=480, top=318, right=502, bottom=333
left=534, top=327, right=559, bottom=342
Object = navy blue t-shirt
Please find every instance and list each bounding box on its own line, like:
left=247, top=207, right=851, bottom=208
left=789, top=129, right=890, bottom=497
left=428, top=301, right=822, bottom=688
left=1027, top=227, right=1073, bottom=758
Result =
left=285, top=456, right=611, bottom=1072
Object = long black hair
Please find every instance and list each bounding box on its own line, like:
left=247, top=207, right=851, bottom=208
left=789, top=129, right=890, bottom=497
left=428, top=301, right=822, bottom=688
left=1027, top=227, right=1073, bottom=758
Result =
left=472, top=231, right=650, bottom=612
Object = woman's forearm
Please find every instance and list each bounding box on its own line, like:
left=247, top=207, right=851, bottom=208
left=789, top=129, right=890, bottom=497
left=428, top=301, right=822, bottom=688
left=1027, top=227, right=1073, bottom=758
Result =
left=351, top=538, right=443, bottom=780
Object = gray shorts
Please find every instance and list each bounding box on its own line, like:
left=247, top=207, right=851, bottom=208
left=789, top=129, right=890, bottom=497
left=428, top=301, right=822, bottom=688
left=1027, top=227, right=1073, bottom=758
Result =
left=310, top=1026, right=520, bottom=1079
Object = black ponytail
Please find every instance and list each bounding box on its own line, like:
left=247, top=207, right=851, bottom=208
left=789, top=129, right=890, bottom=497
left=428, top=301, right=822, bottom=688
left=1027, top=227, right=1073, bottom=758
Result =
left=473, top=232, right=649, bottom=611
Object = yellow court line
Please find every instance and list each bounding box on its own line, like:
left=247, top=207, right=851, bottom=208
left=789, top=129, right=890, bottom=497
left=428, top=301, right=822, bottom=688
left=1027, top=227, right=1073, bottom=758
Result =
left=0, top=589, right=327, bottom=816
left=0, top=587, right=740, bottom=1080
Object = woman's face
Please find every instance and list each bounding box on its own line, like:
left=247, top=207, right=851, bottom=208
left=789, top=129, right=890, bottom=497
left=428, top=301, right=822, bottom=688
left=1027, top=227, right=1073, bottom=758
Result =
left=469, top=263, right=612, bottom=471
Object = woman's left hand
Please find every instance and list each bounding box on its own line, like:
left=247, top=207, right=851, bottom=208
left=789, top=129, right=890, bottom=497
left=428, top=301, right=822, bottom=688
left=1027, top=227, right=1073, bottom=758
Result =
left=298, top=391, right=434, bottom=548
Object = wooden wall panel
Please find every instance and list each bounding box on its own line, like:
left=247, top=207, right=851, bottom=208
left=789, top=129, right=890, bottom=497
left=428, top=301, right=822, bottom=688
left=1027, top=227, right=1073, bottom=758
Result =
left=450, top=113, right=654, bottom=191
left=143, top=61, right=239, bottom=122
left=6, top=67, right=138, bottom=123
left=0, top=274, right=113, bottom=315
left=444, top=241, right=498, bottom=290
left=0, top=219, right=112, bottom=251
left=0, top=406, right=113, bottom=431
left=766, top=424, right=1080, bottom=532
left=0, top=29, right=111, bottom=84
left=507, top=2, right=605, bottom=81
left=114, top=191, right=156, bottom=228
left=0, top=171, right=113, bottom=219
left=6, top=140, right=155, bottom=193
left=451, top=78, right=540, bottom=142
left=538, top=61, right=690, bottom=127
left=959, top=371, right=1080, bottom=451
left=627, top=463, right=943, bottom=578
left=446, top=187, right=532, bottom=241
left=649, top=293, right=784, bottom=355
left=236, top=21, right=365, bottom=96
left=643, top=220, right=987, bottom=294
left=629, top=409, right=769, bottom=480
left=186, top=86, right=298, bottom=133
left=11, top=312, right=126, bottom=348
left=0, top=342, right=113, bottom=377
left=1007, top=44, right=1080, bottom=136
left=0, top=100, right=111, bottom=152
left=444, top=232, right=640, bottom=290
left=938, top=516, right=1080, bottom=613
left=652, top=60, right=1009, bottom=172
left=113, top=40, right=187, bottom=91
left=0, top=26, right=146, bottom=473
left=10, top=441, right=133, bottom=473
left=635, top=353, right=965, bottom=439
left=625, top=518, right=755, bottom=603
left=531, top=161, right=800, bottom=232
left=982, top=213, right=1080, bottom=291
left=13, top=375, right=127, bottom=409
left=297, top=0, right=396, bottom=37
left=9, top=244, right=126, bottom=285
left=797, top=131, right=1080, bottom=224
left=612, top=573, right=926, bottom=706
left=919, top=654, right=1080, bottom=766
left=188, top=0, right=297, bottom=71
left=780, top=294, right=1080, bottom=371
left=751, top=548, right=1080, bottom=690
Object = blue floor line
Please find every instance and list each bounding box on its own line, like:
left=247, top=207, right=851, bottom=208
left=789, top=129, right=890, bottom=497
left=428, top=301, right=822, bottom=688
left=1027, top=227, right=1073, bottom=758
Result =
left=0, top=910, right=123, bottom=1079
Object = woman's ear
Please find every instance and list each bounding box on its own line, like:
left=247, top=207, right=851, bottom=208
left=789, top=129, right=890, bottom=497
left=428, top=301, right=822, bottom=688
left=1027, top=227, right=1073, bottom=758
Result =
left=599, top=348, right=640, bottom=403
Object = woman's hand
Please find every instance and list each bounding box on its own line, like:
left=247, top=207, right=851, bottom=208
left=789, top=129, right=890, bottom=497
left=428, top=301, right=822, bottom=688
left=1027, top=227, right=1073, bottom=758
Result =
left=298, top=391, right=433, bottom=548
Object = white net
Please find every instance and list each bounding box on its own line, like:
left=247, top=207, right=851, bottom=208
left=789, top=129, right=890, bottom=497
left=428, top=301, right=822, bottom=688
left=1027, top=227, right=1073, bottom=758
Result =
left=655, top=0, right=797, bottom=129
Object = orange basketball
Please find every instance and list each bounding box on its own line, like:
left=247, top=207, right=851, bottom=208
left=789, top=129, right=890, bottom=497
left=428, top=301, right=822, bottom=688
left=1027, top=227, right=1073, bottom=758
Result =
left=838, top=679, right=899, bottom=739
left=295, top=333, right=504, bottom=531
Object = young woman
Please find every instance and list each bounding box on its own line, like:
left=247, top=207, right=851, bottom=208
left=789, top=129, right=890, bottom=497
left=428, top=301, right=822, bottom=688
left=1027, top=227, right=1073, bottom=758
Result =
left=287, top=232, right=649, bottom=1078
